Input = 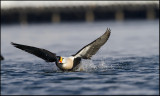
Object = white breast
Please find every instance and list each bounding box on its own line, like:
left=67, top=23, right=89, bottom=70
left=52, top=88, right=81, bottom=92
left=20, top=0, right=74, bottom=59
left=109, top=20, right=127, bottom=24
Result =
left=62, top=56, right=74, bottom=70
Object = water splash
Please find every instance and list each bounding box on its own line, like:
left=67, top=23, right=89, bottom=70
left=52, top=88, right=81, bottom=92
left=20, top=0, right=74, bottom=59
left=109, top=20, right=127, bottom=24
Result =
left=79, top=59, right=111, bottom=72
left=31, top=56, right=136, bottom=73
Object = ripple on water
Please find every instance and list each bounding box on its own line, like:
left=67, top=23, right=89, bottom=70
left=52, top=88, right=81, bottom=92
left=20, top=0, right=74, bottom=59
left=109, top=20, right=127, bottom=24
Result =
left=1, top=20, right=159, bottom=95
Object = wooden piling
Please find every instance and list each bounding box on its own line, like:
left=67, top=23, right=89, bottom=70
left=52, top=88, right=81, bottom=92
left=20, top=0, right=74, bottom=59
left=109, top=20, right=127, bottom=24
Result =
left=19, top=12, right=27, bottom=24
left=115, top=10, right=124, bottom=21
left=85, top=10, right=94, bottom=22
left=147, top=8, right=155, bottom=20
left=52, top=12, right=60, bottom=23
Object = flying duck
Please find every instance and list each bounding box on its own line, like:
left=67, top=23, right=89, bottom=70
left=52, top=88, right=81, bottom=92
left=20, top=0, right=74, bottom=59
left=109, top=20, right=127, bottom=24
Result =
left=11, top=28, right=111, bottom=71
left=0, top=55, right=4, bottom=61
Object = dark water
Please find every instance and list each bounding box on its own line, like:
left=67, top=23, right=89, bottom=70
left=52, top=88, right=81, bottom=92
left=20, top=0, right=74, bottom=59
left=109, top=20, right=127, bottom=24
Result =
left=1, top=20, right=159, bottom=95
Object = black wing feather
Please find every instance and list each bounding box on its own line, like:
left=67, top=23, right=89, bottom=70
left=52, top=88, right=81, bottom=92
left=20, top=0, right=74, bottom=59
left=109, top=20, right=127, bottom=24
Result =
left=11, top=42, right=57, bottom=62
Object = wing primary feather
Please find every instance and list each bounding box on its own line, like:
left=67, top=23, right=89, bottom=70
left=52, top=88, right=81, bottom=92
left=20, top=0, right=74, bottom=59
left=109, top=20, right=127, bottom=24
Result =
left=11, top=42, right=57, bottom=62
left=73, top=28, right=111, bottom=59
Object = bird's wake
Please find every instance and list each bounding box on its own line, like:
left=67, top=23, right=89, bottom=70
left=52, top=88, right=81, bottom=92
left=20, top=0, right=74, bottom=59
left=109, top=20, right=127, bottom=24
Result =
left=40, top=59, right=110, bottom=73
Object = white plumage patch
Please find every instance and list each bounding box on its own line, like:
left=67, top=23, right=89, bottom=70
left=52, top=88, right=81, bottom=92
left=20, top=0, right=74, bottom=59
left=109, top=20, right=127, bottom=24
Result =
left=75, top=46, right=90, bottom=58
left=62, top=56, right=74, bottom=70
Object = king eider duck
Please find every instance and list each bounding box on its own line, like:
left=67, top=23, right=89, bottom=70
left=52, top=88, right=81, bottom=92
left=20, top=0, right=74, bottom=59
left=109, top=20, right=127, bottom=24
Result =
left=11, top=28, right=111, bottom=72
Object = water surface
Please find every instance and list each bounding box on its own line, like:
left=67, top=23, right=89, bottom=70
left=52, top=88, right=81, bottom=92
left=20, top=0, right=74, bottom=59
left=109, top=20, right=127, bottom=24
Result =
left=1, top=20, right=159, bottom=95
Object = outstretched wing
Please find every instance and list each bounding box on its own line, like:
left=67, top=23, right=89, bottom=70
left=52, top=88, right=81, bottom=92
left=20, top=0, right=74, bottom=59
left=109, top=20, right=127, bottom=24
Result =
left=73, top=28, right=111, bottom=59
left=11, top=42, right=57, bottom=62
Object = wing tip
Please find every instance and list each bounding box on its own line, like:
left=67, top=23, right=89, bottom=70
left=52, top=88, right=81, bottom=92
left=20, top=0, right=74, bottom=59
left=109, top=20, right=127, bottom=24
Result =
left=11, top=42, right=14, bottom=45
left=11, top=42, right=18, bottom=47
left=106, top=28, right=111, bottom=33
left=104, top=28, right=111, bottom=37
left=11, top=42, right=16, bottom=46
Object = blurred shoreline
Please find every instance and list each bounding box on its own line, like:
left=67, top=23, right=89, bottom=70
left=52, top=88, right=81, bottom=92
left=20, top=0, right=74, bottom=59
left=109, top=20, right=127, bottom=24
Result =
left=1, top=1, right=159, bottom=24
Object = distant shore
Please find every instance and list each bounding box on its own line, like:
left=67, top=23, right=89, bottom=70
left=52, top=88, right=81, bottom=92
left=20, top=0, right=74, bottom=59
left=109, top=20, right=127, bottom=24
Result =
left=1, top=1, right=159, bottom=24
